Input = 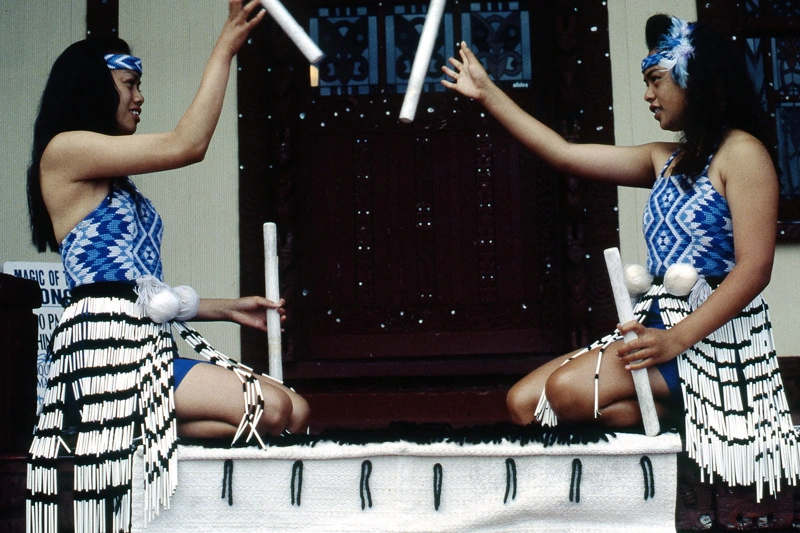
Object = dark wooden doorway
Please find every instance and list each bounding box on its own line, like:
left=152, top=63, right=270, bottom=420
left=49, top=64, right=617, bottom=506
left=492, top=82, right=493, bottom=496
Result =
left=237, top=0, right=619, bottom=430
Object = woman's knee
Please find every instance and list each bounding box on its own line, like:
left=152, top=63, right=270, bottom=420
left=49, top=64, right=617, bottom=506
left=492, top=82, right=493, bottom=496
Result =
left=288, top=394, right=311, bottom=432
left=506, top=382, right=538, bottom=425
left=544, top=370, right=594, bottom=424
left=257, top=388, right=294, bottom=435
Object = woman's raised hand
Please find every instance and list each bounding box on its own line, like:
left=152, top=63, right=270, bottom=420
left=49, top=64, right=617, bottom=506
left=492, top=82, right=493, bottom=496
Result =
left=441, top=41, right=493, bottom=101
left=216, top=0, right=267, bottom=57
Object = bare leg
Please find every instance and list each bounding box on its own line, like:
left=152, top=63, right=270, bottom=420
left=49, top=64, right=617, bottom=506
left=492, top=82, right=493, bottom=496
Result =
left=508, top=340, right=674, bottom=428
left=545, top=339, right=673, bottom=427
left=506, top=349, right=583, bottom=425
left=174, top=363, right=310, bottom=439
left=277, top=378, right=311, bottom=434
left=177, top=419, right=239, bottom=439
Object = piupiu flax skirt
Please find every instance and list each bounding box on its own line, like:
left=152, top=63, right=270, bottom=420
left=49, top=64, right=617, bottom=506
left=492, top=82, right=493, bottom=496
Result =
left=27, top=284, right=268, bottom=532
left=536, top=282, right=800, bottom=501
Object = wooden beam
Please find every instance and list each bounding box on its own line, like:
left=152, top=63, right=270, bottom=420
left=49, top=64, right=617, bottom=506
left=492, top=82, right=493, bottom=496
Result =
left=86, top=0, right=118, bottom=39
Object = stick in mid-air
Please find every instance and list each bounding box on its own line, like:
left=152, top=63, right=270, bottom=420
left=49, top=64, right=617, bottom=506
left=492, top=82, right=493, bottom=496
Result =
left=399, top=0, right=447, bottom=123
left=259, top=0, right=324, bottom=64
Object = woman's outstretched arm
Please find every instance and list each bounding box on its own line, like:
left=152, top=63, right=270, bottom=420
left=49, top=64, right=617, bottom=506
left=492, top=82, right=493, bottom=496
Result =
left=442, top=41, right=670, bottom=188
left=195, top=296, right=286, bottom=331
left=43, top=0, right=266, bottom=182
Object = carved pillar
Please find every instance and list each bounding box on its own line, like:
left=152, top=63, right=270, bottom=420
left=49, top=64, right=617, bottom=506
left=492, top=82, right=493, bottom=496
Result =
left=86, top=0, right=118, bottom=38
left=553, top=0, right=618, bottom=348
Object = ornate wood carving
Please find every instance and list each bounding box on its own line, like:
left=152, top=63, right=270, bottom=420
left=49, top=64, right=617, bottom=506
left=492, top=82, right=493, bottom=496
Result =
left=237, top=0, right=618, bottom=425
left=696, top=0, right=800, bottom=241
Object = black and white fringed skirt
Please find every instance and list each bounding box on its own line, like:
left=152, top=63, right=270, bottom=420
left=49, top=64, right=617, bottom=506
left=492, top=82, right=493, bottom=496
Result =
left=655, top=284, right=799, bottom=501
left=27, top=284, right=269, bottom=533
left=536, top=277, right=800, bottom=502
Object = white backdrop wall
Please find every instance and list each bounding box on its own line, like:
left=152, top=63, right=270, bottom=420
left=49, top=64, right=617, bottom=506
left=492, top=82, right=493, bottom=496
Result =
left=2, top=0, right=798, bottom=356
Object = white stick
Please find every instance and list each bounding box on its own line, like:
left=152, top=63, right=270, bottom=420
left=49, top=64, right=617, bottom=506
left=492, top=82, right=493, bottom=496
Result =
left=398, top=0, right=447, bottom=123
left=259, top=0, right=324, bottom=64
left=604, top=247, right=660, bottom=436
left=264, top=222, right=283, bottom=381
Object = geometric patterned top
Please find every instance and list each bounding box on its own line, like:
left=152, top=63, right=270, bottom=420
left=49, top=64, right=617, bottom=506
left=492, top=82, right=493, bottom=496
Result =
left=60, top=178, right=164, bottom=289
left=643, top=151, right=735, bottom=277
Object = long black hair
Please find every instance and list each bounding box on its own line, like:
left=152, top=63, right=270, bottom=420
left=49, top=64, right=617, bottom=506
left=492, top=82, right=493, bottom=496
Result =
left=645, top=14, right=766, bottom=177
left=27, top=36, right=133, bottom=252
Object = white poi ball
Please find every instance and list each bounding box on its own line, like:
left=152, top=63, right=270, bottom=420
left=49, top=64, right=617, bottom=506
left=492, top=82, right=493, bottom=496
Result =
left=174, top=285, right=200, bottom=321
left=144, top=287, right=182, bottom=323
left=623, top=263, right=653, bottom=295
left=663, top=263, right=699, bottom=297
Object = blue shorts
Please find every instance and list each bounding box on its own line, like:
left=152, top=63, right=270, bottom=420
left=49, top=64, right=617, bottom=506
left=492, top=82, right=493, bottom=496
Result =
left=173, top=357, right=209, bottom=388
left=644, top=301, right=683, bottom=405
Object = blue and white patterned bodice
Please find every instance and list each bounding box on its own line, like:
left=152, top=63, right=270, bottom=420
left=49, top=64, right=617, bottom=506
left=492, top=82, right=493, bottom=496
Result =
left=643, top=152, right=734, bottom=277
left=60, top=179, right=164, bottom=289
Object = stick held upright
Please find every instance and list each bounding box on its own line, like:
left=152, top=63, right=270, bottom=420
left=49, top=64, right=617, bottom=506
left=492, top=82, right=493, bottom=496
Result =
left=604, top=247, right=660, bottom=437
left=263, top=222, right=283, bottom=381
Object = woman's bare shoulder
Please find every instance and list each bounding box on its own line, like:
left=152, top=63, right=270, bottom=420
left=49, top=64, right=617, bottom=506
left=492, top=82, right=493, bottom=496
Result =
left=712, top=129, right=777, bottom=191
left=715, top=130, right=773, bottom=170
left=647, top=141, right=681, bottom=175
left=717, top=129, right=769, bottom=156
left=40, top=130, right=105, bottom=176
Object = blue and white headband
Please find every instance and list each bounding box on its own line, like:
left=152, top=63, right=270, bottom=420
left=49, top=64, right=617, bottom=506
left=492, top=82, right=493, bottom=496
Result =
left=104, top=53, right=142, bottom=75
left=641, top=16, right=694, bottom=89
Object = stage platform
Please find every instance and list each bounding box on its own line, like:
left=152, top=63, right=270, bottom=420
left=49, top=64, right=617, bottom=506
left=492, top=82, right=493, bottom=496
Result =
left=5, top=423, right=800, bottom=531
left=131, top=424, right=680, bottom=533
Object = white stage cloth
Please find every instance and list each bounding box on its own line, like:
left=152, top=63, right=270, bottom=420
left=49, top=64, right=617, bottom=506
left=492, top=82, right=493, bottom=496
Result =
left=131, top=429, right=681, bottom=532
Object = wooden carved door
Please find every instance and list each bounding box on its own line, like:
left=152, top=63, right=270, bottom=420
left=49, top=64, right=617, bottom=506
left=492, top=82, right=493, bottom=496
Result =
left=237, top=0, right=619, bottom=429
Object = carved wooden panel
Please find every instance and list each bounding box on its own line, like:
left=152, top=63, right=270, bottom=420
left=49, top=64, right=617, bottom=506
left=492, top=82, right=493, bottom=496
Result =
left=237, top=0, right=618, bottom=426
left=696, top=0, right=800, bottom=241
